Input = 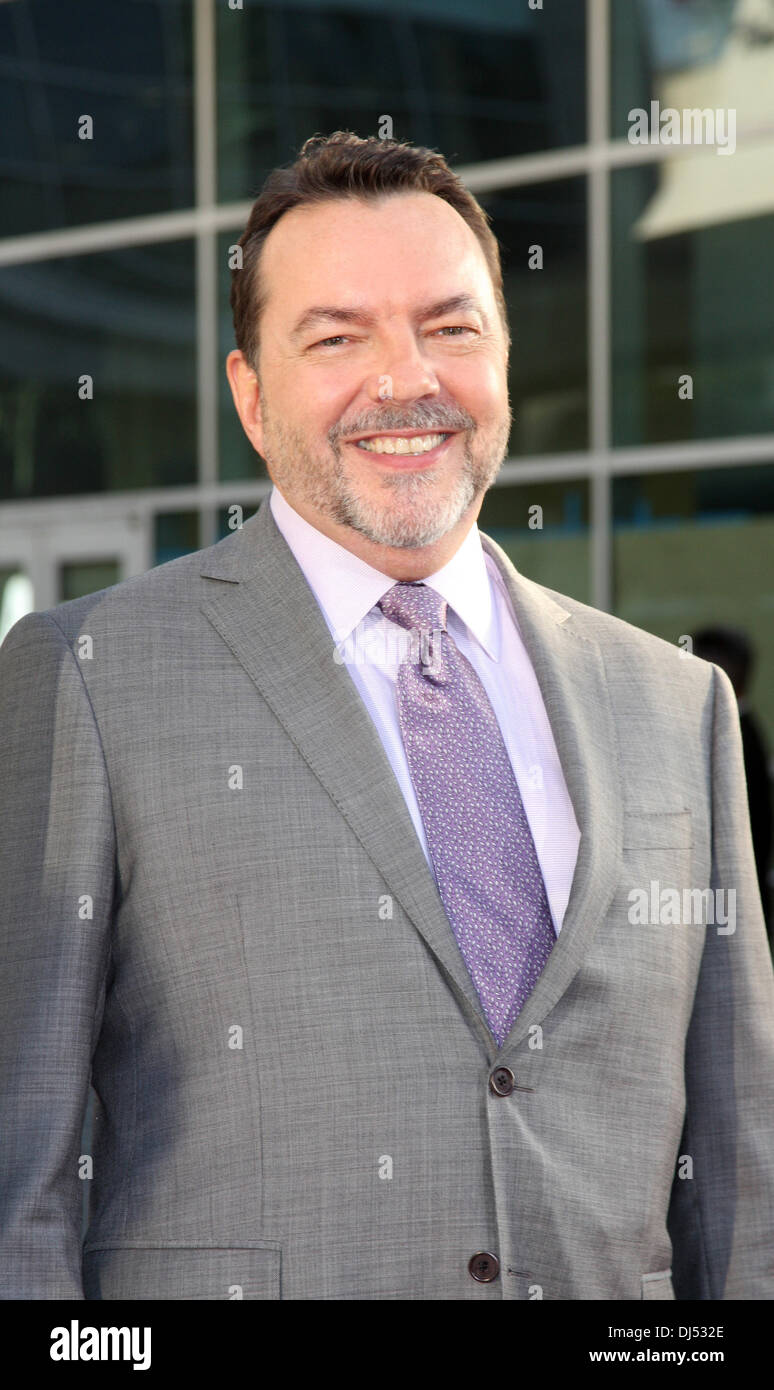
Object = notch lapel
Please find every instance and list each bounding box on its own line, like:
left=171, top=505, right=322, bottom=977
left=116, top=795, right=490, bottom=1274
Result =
left=479, top=532, right=623, bottom=1051
left=200, top=499, right=622, bottom=1058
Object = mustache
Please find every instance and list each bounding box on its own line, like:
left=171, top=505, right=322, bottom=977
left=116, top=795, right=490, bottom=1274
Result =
left=333, top=403, right=475, bottom=440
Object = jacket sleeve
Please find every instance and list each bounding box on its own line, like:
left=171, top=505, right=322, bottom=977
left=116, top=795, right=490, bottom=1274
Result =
left=667, top=662, right=774, bottom=1298
left=0, top=611, right=115, bottom=1298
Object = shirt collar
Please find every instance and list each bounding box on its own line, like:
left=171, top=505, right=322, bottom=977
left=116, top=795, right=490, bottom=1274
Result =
left=269, top=483, right=501, bottom=662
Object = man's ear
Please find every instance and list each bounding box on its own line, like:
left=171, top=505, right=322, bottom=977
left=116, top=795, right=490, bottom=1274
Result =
left=225, top=350, right=264, bottom=455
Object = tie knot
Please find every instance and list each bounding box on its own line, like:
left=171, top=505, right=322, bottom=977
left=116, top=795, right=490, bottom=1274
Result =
left=377, top=582, right=448, bottom=635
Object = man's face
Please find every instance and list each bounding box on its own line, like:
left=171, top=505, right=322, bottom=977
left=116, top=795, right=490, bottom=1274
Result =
left=227, top=190, right=511, bottom=567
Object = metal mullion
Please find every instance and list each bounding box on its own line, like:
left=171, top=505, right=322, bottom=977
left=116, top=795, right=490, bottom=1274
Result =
left=587, top=0, right=612, bottom=612
left=194, top=0, right=218, bottom=548
left=456, top=122, right=774, bottom=195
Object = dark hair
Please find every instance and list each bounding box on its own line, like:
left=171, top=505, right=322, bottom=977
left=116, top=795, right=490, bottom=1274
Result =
left=229, top=130, right=510, bottom=373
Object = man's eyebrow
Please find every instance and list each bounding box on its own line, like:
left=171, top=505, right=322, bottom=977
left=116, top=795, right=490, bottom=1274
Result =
left=289, top=294, right=490, bottom=341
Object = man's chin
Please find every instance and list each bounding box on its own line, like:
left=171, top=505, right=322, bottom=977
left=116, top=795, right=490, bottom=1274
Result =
left=327, top=462, right=487, bottom=548
left=342, top=504, right=472, bottom=551
left=357, top=528, right=449, bottom=550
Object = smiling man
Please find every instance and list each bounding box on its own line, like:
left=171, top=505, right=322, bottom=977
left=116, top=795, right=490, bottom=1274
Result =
left=226, top=183, right=511, bottom=573
left=2, top=132, right=774, bottom=1303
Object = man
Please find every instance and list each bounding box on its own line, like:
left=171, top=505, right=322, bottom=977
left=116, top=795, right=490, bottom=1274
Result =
left=2, top=132, right=774, bottom=1301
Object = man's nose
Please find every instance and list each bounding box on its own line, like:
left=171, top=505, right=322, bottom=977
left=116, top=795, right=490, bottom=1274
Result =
left=365, top=331, right=441, bottom=403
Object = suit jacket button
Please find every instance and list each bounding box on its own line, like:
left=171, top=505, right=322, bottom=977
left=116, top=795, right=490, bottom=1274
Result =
left=468, top=1252, right=500, bottom=1282
left=489, top=1065, right=515, bottom=1096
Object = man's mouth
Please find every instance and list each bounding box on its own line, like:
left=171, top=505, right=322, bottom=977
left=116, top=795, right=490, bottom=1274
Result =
left=344, top=430, right=457, bottom=462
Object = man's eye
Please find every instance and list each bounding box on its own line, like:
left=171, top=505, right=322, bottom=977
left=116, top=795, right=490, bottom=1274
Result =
left=311, top=326, right=475, bottom=348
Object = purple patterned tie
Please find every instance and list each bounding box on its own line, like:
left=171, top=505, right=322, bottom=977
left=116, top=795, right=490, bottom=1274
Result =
left=378, top=581, right=556, bottom=1047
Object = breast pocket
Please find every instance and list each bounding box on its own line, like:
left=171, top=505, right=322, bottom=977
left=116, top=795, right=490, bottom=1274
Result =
left=622, top=809, right=692, bottom=852
left=605, top=807, right=702, bottom=1017
left=82, top=1242, right=282, bottom=1300
left=620, top=809, right=695, bottom=915
left=641, top=1268, right=675, bottom=1300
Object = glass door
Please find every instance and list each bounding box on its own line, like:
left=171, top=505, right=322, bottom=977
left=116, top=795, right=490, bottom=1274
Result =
left=0, top=508, right=152, bottom=643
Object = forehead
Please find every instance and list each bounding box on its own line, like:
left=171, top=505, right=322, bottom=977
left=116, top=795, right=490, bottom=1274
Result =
left=258, top=191, right=494, bottom=324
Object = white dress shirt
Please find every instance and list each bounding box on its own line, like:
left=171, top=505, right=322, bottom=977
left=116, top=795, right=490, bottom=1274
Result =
left=269, top=484, right=580, bottom=934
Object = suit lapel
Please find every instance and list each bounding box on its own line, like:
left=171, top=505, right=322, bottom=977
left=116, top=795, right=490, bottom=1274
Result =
left=200, top=498, right=622, bottom=1058
left=478, top=532, right=623, bottom=1050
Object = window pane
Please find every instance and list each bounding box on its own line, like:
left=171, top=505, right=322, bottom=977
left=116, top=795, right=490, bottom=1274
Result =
left=479, top=479, right=590, bottom=604
left=217, top=0, right=586, bottom=202
left=484, top=180, right=587, bottom=457
left=154, top=511, right=199, bottom=565
left=611, top=166, right=774, bottom=446
left=611, top=0, right=750, bottom=143
left=217, top=503, right=261, bottom=540
left=613, top=464, right=774, bottom=747
left=611, top=1, right=774, bottom=444
left=219, top=231, right=267, bottom=484
left=0, top=0, right=193, bottom=238
left=0, top=242, right=197, bottom=499
left=60, top=560, right=120, bottom=603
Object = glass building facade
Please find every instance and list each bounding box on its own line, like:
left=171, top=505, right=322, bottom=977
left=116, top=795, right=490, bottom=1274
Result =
left=1, top=0, right=773, bottom=757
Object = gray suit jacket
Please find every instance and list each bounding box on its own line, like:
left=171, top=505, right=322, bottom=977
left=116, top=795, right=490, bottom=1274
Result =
left=2, top=496, right=774, bottom=1300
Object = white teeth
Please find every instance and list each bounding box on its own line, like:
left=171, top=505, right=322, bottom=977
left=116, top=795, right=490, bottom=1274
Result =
left=356, top=433, right=449, bottom=455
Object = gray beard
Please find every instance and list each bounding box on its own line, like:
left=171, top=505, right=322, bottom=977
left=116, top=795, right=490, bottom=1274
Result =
left=259, top=404, right=512, bottom=550
left=324, top=437, right=494, bottom=549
